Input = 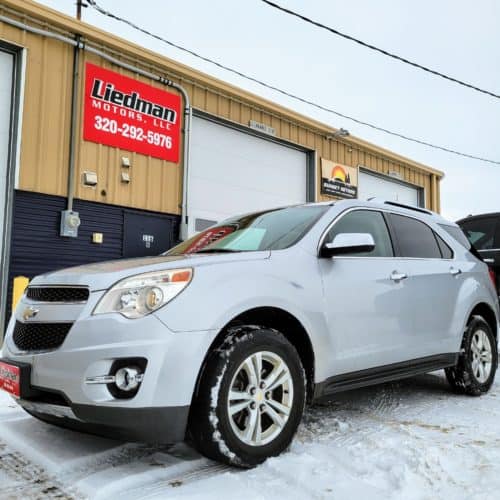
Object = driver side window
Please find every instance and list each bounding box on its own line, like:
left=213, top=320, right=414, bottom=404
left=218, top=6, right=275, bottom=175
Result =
left=325, top=210, right=394, bottom=257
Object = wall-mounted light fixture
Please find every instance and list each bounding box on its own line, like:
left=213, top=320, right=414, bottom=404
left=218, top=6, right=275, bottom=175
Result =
left=327, top=128, right=350, bottom=140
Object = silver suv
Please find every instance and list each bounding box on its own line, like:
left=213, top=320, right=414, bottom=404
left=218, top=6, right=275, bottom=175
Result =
left=1, top=199, right=498, bottom=467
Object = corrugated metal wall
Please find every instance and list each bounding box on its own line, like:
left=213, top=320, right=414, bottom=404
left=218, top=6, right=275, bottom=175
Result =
left=0, top=0, right=441, bottom=215
left=6, top=190, right=180, bottom=319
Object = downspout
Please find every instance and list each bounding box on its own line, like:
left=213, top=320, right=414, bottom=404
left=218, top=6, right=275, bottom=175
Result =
left=0, top=14, right=192, bottom=241
left=67, top=35, right=81, bottom=213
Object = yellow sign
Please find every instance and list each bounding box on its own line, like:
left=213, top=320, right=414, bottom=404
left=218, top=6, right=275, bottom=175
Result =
left=320, top=159, right=358, bottom=199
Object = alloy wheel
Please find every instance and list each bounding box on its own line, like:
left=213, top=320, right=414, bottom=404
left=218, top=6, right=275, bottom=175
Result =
left=470, top=329, right=493, bottom=383
left=227, top=351, right=294, bottom=447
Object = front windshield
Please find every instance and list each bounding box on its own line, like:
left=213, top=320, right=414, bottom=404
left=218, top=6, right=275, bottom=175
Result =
left=166, top=205, right=329, bottom=255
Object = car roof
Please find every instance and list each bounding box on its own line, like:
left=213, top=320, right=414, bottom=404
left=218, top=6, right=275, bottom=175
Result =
left=457, top=212, right=500, bottom=224
left=305, top=198, right=457, bottom=226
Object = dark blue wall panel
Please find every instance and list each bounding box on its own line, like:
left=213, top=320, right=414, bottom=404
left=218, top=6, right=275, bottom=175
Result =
left=5, top=190, right=180, bottom=323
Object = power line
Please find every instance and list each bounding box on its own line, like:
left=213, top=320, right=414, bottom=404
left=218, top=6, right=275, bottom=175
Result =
left=86, top=0, right=500, bottom=166
left=261, top=0, right=500, bottom=101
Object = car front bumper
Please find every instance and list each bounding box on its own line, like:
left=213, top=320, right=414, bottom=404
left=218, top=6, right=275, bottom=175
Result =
left=17, top=397, right=190, bottom=443
left=1, top=291, right=218, bottom=443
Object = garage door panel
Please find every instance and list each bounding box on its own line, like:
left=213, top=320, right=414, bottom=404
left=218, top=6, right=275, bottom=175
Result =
left=358, top=170, right=421, bottom=207
left=190, top=178, right=299, bottom=217
left=189, top=116, right=308, bottom=235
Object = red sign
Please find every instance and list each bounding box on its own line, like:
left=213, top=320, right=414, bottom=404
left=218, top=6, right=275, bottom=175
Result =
left=0, top=361, right=21, bottom=398
left=83, top=63, right=181, bottom=162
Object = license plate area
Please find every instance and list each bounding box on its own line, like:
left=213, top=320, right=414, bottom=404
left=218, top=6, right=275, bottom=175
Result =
left=0, top=359, right=34, bottom=398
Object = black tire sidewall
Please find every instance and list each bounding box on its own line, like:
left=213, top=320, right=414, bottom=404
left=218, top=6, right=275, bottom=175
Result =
left=462, top=317, right=498, bottom=392
left=197, top=328, right=306, bottom=467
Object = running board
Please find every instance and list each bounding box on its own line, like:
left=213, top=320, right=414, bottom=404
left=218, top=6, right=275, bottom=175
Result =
left=313, top=353, right=458, bottom=400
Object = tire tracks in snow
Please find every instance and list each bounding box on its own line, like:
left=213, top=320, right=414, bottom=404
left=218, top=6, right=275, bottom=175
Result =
left=120, top=461, right=233, bottom=499
left=298, top=381, right=402, bottom=447
left=0, top=440, right=77, bottom=499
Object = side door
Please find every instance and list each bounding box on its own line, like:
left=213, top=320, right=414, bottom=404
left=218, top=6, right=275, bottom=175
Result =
left=386, top=213, right=461, bottom=358
left=318, top=209, right=414, bottom=376
left=460, top=216, right=500, bottom=298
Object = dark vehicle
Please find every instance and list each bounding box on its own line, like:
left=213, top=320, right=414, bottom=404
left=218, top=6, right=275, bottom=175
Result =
left=457, top=213, right=500, bottom=299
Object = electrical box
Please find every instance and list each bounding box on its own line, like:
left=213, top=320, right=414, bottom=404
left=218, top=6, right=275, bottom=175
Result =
left=60, top=210, right=81, bottom=238
left=83, top=171, right=98, bottom=186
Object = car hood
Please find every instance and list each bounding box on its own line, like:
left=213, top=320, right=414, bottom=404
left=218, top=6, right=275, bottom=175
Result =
left=29, top=251, right=271, bottom=291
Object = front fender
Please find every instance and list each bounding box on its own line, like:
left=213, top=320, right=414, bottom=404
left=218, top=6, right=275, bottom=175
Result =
left=154, top=251, right=332, bottom=380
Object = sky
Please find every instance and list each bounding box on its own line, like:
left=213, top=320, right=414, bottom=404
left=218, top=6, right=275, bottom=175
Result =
left=34, top=0, right=500, bottom=221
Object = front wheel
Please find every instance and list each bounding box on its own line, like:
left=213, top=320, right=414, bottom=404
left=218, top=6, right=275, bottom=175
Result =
left=446, top=315, right=498, bottom=396
left=189, top=326, right=306, bottom=467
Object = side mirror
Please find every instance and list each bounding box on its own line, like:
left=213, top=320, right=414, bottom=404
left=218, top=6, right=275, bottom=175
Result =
left=320, top=232, right=375, bottom=258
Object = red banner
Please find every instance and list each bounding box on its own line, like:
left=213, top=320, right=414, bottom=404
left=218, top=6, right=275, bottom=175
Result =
left=83, top=63, right=181, bottom=162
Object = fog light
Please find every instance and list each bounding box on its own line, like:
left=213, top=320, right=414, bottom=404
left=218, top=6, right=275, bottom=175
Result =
left=114, top=366, right=144, bottom=392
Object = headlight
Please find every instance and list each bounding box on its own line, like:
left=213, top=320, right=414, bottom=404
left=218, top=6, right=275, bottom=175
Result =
left=93, top=268, right=193, bottom=319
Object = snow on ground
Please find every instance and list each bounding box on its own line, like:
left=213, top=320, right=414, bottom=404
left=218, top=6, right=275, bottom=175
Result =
left=0, top=372, right=499, bottom=499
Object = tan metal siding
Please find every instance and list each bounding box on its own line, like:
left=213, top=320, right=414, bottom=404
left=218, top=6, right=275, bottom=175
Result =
left=0, top=23, right=73, bottom=197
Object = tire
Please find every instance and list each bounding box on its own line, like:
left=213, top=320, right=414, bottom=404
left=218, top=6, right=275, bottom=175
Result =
left=188, top=326, right=306, bottom=468
left=445, top=315, right=498, bottom=396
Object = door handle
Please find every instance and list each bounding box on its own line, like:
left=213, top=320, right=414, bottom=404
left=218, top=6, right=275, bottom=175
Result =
left=450, top=267, right=462, bottom=276
left=390, top=271, right=408, bottom=282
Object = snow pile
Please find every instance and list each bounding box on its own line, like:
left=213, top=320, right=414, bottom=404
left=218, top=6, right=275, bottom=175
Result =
left=0, top=372, right=499, bottom=499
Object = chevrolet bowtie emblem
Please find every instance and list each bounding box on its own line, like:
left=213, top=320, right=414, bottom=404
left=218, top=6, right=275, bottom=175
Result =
left=22, top=306, right=39, bottom=321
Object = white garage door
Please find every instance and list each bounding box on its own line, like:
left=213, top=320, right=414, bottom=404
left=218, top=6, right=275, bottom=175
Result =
left=188, top=116, right=308, bottom=236
left=358, top=170, right=422, bottom=207
left=0, top=50, right=14, bottom=261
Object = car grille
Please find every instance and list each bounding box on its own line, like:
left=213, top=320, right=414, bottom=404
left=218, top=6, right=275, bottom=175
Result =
left=26, top=287, right=89, bottom=303
left=13, top=321, right=73, bottom=352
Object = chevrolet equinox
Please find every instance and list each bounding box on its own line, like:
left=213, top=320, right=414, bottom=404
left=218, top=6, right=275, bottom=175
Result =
left=1, top=199, right=498, bottom=467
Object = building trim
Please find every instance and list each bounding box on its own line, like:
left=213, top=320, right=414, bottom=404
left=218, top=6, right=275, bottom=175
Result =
left=0, top=40, right=23, bottom=331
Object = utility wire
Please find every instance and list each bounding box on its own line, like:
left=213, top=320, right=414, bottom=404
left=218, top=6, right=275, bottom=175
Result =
left=261, top=0, right=500, bottom=101
left=86, top=0, right=500, bottom=166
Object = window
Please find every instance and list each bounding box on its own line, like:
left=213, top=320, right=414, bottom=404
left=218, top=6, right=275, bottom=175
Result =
left=325, top=210, right=394, bottom=257
left=435, top=233, right=453, bottom=259
left=166, top=205, right=329, bottom=255
left=459, top=217, right=498, bottom=251
left=389, top=214, right=441, bottom=258
left=439, top=224, right=471, bottom=249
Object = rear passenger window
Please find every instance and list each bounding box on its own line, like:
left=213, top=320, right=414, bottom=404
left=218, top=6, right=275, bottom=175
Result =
left=326, top=210, right=394, bottom=257
left=435, top=233, right=453, bottom=259
left=389, top=214, right=441, bottom=258
left=439, top=224, right=471, bottom=249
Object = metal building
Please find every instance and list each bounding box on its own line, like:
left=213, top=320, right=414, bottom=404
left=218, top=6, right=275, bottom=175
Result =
left=0, top=0, right=444, bottom=323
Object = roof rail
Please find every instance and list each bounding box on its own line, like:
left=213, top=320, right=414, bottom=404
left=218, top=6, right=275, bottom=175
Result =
left=366, top=197, right=433, bottom=215
left=383, top=200, right=433, bottom=215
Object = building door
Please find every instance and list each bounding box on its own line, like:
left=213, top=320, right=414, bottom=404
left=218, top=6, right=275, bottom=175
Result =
left=0, top=50, right=13, bottom=270
left=123, top=211, right=175, bottom=257
left=358, top=169, right=423, bottom=207
left=189, top=115, right=310, bottom=237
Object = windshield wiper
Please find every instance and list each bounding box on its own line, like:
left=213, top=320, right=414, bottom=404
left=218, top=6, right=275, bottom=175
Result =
left=193, top=248, right=242, bottom=254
